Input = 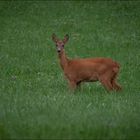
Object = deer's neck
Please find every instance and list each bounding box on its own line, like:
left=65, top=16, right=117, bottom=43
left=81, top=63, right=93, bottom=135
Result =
left=58, top=50, right=69, bottom=70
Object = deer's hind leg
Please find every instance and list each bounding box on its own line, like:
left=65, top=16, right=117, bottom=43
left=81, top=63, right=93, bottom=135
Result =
left=100, top=79, right=113, bottom=91
left=99, top=70, right=115, bottom=91
left=111, top=73, right=122, bottom=91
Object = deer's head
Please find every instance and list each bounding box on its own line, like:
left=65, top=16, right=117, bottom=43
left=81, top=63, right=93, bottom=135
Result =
left=52, top=34, right=69, bottom=53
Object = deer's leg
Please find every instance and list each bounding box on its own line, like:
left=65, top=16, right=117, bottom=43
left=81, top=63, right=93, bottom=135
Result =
left=99, top=71, right=113, bottom=91
left=111, top=73, right=122, bottom=91
left=99, top=77, right=113, bottom=92
left=69, top=80, right=77, bottom=90
left=112, top=81, right=122, bottom=91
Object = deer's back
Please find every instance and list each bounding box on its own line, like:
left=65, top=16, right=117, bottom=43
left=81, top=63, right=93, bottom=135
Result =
left=68, top=57, right=119, bottom=68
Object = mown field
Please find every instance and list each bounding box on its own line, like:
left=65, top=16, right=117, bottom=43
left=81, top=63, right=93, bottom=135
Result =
left=0, top=1, right=140, bottom=139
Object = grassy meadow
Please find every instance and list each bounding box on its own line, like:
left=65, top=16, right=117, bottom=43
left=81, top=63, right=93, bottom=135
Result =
left=0, top=1, right=140, bottom=139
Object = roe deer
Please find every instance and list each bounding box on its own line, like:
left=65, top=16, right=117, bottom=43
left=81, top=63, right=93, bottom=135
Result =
left=52, top=34, right=122, bottom=91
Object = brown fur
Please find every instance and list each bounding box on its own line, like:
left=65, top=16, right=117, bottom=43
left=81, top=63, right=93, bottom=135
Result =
left=52, top=34, right=122, bottom=91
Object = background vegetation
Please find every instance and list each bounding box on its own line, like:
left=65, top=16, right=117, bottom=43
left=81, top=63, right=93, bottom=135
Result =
left=0, top=1, right=140, bottom=139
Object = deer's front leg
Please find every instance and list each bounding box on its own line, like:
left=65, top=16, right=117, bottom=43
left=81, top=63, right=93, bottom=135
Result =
left=68, top=80, right=77, bottom=90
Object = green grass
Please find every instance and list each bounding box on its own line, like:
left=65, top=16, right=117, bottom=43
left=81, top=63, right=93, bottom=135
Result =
left=0, top=1, right=140, bottom=139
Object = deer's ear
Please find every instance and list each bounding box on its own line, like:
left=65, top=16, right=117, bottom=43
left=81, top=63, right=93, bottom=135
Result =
left=63, top=34, right=69, bottom=44
left=52, top=33, right=58, bottom=43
